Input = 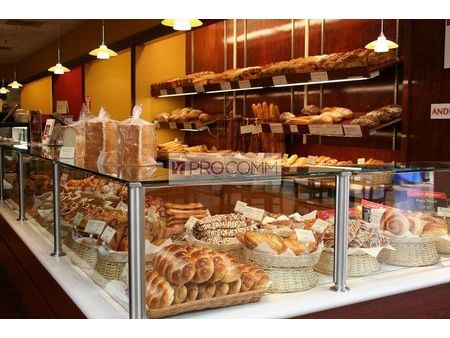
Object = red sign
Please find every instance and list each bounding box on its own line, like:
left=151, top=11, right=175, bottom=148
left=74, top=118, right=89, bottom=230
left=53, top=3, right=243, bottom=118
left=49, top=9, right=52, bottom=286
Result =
left=406, top=189, right=447, bottom=199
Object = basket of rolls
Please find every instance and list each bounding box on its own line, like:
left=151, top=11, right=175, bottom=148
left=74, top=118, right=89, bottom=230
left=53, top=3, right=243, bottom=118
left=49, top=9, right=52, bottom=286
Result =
left=145, top=244, right=269, bottom=318
left=237, top=227, right=324, bottom=293
left=186, top=213, right=258, bottom=261
left=315, top=219, right=391, bottom=276
left=377, top=209, right=447, bottom=266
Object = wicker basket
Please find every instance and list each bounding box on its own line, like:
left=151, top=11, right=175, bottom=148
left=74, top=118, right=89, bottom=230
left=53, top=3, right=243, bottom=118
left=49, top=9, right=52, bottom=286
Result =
left=243, top=248, right=321, bottom=293
left=377, top=237, right=440, bottom=267
left=314, top=248, right=380, bottom=277
left=147, top=289, right=265, bottom=318
left=352, top=172, right=393, bottom=186
left=187, top=237, right=243, bottom=261
left=64, top=235, right=97, bottom=268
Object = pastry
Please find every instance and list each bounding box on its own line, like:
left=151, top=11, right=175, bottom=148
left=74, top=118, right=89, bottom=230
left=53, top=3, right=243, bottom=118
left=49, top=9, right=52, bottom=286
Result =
left=172, top=284, right=188, bottom=305
left=302, top=105, right=321, bottom=116
left=280, top=112, right=296, bottom=123
left=227, top=279, right=242, bottom=295
left=187, top=247, right=215, bottom=283
left=145, top=270, right=174, bottom=309
left=214, top=282, right=230, bottom=297
left=379, top=209, right=410, bottom=236
left=237, top=231, right=287, bottom=254
left=153, top=244, right=196, bottom=285
left=185, top=283, right=199, bottom=302
left=197, top=282, right=216, bottom=300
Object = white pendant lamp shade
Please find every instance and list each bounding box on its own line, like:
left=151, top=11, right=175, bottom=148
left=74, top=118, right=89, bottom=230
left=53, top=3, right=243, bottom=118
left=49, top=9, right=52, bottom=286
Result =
left=161, top=19, right=203, bottom=31
left=8, top=70, right=23, bottom=88
left=89, top=20, right=118, bottom=59
left=365, top=19, right=399, bottom=53
left=49, top=21, right=70, bottom=74
left=0, top=79, right=9, bottom=94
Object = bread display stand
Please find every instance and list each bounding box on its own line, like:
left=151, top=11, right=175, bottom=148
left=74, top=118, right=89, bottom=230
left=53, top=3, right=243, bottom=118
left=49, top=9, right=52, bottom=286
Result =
left=243, top=248, right=321, bottom=292
left=315, top=248, right=382, bottom=277
left=147, top=289, right=265, bottom=318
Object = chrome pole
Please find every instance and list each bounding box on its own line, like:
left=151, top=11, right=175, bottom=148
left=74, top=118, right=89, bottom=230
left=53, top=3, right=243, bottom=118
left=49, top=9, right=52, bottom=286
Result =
left=17, top=151, right=26, bottom=221
left=128, top=182, right=146, bottom=319
left=331, top=172, right=351, bottom=292
left=51, top=161, right=65, bottom=257
left=0, top=146, right=4, bottom=201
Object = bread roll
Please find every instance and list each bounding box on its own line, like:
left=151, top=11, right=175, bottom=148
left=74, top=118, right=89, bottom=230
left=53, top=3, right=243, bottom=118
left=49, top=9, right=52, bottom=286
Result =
left=199, top=113, right=211, bottom=123
left=207, top=250, right=226, bottom=282
left=217, top=252, right=241, bottom=283
left=145, top=270, right=174, bottom=309
left=187, top=109, right=201, bottom=121
left=197, top=282, right=216, bottom=300
left=185, top=283, right=199, bottom=302
left=238, top=231, right=287, bottom=254
left=153, top=244, right=196, bottom=285
left=187, top=247, right=215, bottom=283
left=172, top=284, right=188, bottom=305
left=214, top=282, right=230, bottom=297
left=227, top=279, right=242, bottom=295
left=302, top=105, right=321, bottom=115
left=379, top=209, right=410, bottom=236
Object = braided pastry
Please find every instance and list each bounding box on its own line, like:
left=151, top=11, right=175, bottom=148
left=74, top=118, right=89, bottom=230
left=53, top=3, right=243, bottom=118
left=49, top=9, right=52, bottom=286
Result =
left=145, top=270, right=174, bottom=309
left=153, top=244, right=196, bottom=285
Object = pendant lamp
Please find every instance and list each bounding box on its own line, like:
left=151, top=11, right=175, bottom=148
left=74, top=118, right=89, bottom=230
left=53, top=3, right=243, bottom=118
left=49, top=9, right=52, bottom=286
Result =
left=8, top=68, right=23, bottom=89
left=161, top=19, right=203, bottom=31
left=89, top=20, right=118, bottom=59
left=365, top=19, right=399, bottom=53
left=0, top=79, right=9, bottom=94
left=48, top=20, right=70, bottom=74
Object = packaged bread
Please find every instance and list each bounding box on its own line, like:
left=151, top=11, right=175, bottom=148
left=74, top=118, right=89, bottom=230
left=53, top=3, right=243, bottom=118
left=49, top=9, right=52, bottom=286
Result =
left=118, top=104, right=157, bottom=167
left=84, top=107, right=118, bottom=165
left=63, top=103, right=93, bottom=159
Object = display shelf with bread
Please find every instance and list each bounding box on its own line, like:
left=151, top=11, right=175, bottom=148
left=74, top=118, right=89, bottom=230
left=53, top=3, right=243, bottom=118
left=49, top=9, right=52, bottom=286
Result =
left=151, top=49, right=400, bottom=97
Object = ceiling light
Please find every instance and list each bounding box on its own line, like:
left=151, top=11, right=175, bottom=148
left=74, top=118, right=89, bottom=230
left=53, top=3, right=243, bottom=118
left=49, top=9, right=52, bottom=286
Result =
left=48, top=20, right=70, bottom=75
left=365, top=19, right=398, bottom=53
left=161, top=19, right=203, bottom=31
left=89, top=20, right=117, bottom=59
left=0, top=79, right=10, bottom=94
left=8, top=69, right=23, bottom=89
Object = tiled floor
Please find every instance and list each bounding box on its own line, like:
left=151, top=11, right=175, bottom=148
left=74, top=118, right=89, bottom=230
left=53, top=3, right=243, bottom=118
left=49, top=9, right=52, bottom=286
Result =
left=0, top=267, right=27, bottom=319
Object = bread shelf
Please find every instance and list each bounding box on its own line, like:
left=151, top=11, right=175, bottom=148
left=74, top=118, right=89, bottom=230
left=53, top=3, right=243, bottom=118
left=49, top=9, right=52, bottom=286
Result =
left=156, top=120, right=216, bottom=131
left=151, top=60, right=400, bottom=98
left=240, top=118, right=401, bottom=138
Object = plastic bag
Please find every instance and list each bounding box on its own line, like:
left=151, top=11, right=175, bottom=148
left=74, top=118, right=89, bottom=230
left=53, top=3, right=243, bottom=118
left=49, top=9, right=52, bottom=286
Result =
left=63, top=103, right=93, bottom=159
left=117, top=104, right=157, bottom=166
left=83, top=106, right=118, bottom=165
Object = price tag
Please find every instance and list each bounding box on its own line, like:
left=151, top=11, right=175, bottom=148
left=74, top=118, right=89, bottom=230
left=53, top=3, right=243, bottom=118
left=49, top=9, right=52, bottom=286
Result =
left=194, top=85, right=204, bottom=92
left=185, top=216, right=198, bottom=230
left=322, top=124, right=344, bottom=136
left=168, top=122, right=177, bottom=129
left=289, top=125, right=298, bottom=133
left=234, top=200, right=248, bottom=214
left=311, top=218, right=329, bottom=234
left=100, top=226, right=117, bottom=244
left=252, top=125, right=263, bottom=134
left=269, top=123, right=284, bottom=133
left=183, top=122, right=192, bottom=129
left=357, top=158, right=366, bottom=165
left=238, top=80, right=251, bottom=89
left=272, top=75, right=287, bottom=86
left=240, top=125, right=255, bottom=134
left=310, top=71, right=329, bottom=82
left=116, top=200, right=128, bottom=212
left=84, top=220, right=107, bottom=235
left=59, top=146, right=75, bottom=159
left=72, top=212, right=84, bottom=227
left=220, top=82, right=232, bottom=90
left=243, top=206, right=265, bottom=222
left=160, top=89, right=168, bottom=96
left=175, top=87, right=183, bottom=94
left=308, top=125, right=323, bottom=135
left=60, top=173, right=68, bottom=182
left=437, top=207, right=450, bottom=217
left=295, top=229, right=316, bottom=243
left=343, top=124, right=363, bottom=137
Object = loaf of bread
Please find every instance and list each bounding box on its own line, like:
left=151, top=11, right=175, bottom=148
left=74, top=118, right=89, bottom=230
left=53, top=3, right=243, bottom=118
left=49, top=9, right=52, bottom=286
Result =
left=237, top=231, right=287, bottom=254
left=187, top=246, right=215, bottom=283
left=153, top=244, right=196, bottom=285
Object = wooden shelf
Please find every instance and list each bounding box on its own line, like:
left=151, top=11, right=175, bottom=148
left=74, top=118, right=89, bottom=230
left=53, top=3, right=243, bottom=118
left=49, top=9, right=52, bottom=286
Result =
left=156, top=120, right=216, bottom=131
left=151, top=60, right=401, bottom=98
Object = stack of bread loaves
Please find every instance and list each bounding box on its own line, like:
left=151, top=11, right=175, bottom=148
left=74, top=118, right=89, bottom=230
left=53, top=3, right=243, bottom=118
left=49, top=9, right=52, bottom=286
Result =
left=146, top=244, right=269, bottom=309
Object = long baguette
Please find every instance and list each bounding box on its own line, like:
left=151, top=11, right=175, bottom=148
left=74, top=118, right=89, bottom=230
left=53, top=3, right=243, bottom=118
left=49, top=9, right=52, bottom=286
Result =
left=165, top=202, right=205, bottom=210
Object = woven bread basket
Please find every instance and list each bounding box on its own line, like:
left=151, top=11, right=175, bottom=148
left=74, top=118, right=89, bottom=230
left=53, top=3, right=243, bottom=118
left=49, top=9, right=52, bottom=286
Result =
left=243, top=248, right=321, bottom=293
left=64, top=235, right=97, bottom=268
left=314, top=248, right=380, bottom=277
left=436, top=239, right=450, bottom=254
left=187, top=237, right=243, bottom=261
left=352, top=171, right=393, bottom=186
left=377, top=236, right=440, bottom=267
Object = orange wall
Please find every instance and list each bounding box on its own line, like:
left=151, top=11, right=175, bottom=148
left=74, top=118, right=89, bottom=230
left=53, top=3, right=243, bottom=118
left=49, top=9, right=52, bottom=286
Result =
left=20, top=76, right=53, bottom=114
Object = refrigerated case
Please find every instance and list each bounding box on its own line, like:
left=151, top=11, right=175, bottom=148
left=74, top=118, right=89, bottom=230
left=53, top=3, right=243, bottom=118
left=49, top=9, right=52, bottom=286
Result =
left=0, top=143, right=449, bottom=318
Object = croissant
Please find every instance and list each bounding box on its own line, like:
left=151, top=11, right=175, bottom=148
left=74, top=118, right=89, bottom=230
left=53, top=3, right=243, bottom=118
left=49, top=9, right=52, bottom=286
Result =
left=145, top=270, right=174, bottom=309
left=380, top=209, right=409, bottom=236
left=153, top=244, right=196, bottom=285
left=187, top=247, right=215, bottom=283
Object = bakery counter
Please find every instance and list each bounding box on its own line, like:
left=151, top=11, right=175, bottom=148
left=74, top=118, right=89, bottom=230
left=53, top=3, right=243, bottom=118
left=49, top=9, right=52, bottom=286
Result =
left=0, top=203, right=128, bottom=319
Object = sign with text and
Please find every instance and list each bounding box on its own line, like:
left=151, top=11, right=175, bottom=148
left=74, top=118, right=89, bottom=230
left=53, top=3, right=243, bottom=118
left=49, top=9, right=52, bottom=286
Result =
left=431, top=103, right=450, bottom=119
left=406, top=189, right=448, bottom=212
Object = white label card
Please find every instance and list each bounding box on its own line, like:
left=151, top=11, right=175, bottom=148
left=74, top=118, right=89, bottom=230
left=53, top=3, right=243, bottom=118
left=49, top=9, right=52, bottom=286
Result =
left=252, top=125, right=263, bottom=134
left=100, top=226, right=117, bottom=244
left=269, top=123, right=284, bottom=133
left=72, top=212, right=84, bottom=227
left=289, top=125, right=298, bottom=133
left=175, top=87, right=183, bottom=94
left=185, top=216, right=198, bottom=230
left=357, top=158, right=366, bottom=165
left=220, top=82, right=232, bottom=90
left=243, top=206, right=265, bottom=222
left=310, top=71, right=329, bottom=82
left=308, top=125, right=323, bottom=135
left=437, top=207, right=450, bottom=217
left=343, top=124, right=363, bottom=137
left=84, top=220, right=107, bottom=235
left=240, top=125, right=255, bottom=134
left=59, top=146, right=75, bottom=159
left=323, top=124, right=344, bottom=136
left=238, top=80, right=251, bottom=89
left=272, top=75, right=288, bottom=86
left=183, top=122, right=192, bottom=129
left=302, top=210, right=317, bottom=221
left=168, top=122, right=177, bottom=129
left=194, top=85, right=204, bottom=92
left=295, top=229, right=316, bottom=243
left=160, top=89, right=168, bottom=96
left=311, top=218, right=329, bottom=234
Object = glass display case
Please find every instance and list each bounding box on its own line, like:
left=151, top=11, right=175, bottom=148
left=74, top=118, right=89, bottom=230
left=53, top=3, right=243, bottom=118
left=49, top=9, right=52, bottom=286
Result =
left=0, top=143, right=449, bottom=318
